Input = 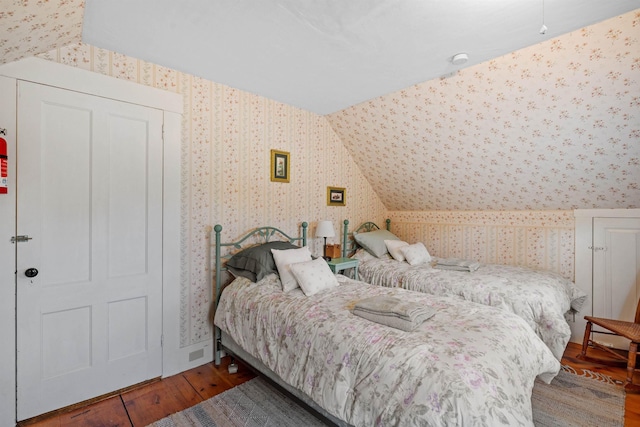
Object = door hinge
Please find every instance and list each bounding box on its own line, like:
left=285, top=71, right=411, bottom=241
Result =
left=11, top=235, right=32, bottom=244
left=161, top=334, right=164, bottom=347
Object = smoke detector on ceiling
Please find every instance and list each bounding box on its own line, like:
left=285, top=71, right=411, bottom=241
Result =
left=451, top=53, right=468, bottom=66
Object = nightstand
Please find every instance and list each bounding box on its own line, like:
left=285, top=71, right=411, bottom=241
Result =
left=327, top=257, right=359, bottom=281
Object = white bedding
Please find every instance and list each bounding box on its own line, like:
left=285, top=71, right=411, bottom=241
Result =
left=214, top=274, right=560, bottom=427
left=354, top=251, right=587, bottom=360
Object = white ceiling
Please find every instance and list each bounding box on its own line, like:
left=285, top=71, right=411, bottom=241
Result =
left=82, top=0, right=640, bottom=115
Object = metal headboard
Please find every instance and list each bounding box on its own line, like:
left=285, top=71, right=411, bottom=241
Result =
left=341, top=219, right=391, bottom=258
left=212, top=222, right=308, bottom=365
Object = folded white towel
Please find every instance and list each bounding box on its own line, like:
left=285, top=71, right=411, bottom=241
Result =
left=434, top=257, right=481, bottom=272
left=353, top=296, right=436, bottom=331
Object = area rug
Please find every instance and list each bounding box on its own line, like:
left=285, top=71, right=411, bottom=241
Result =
left=148, top=367, right=625, bottom=427
left=147, top=376, right=328, bottom=427
left=532, top=365, right=625, bottom=427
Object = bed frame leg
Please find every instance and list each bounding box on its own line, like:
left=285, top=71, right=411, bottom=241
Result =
left=214, top=327, right=221, bottom=366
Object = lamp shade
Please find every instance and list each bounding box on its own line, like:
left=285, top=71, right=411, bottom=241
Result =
left=316, top=220, right=335, bottom=238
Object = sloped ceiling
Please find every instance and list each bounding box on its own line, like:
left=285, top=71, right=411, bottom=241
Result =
left=0, top=0, right=85, bottom=65
left=326, top=12, right=640, bottom=211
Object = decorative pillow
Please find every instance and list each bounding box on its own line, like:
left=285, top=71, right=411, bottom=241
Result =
left=227, top=241, right=299, bottom=282
left=353, top=229, right=400, bottom=257
left=271, top=246, right=313, bottom=291
left=385, top=239, right=409, bottom=262
left=289, top=257, right=339, bottom=296
left=400, top=242, right=431, bottom=266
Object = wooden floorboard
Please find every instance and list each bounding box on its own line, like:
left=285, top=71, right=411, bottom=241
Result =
left=122, top=374, right=205, bottom=427
left=22, top=395, right=131, bottom=427
left=19, top=342, right=639, bottom=426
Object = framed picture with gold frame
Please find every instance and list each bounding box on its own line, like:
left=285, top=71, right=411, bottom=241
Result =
left=327, top=186, right=346, bottom=206
left=270, top=149, right=290, bottom=183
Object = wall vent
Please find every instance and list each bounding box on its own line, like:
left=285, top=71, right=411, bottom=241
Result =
left=189, top=349, right=204, bottom=362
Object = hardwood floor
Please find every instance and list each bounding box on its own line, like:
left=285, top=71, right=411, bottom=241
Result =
left=18, top=357, right=256, bottom=427
left=18, top=342, right=639, bottom=427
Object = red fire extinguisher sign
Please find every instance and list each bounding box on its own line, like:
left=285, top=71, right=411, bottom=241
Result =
left=0, top=136, right=7, bottom=194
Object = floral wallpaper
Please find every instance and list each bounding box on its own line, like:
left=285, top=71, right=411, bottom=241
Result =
left=0, top=0, right=84, bottom=65
left=37, top=43, right=386, bottom=346
left=326, top=11, right=640, bottom=211
left=388, top=211, right=575, bottom=280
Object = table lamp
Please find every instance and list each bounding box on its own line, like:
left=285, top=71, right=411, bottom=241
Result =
left=316, top=220, right=335, bottom=260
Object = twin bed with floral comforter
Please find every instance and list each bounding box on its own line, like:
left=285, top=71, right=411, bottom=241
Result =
left=343, top=221, right=587, bottom=360
left=212, top=223, right=561, bottom=427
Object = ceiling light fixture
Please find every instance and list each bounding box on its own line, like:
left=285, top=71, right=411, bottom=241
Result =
left=539, top=0, right=547, bottom=34
left=451, top=53, right=468, bottom=66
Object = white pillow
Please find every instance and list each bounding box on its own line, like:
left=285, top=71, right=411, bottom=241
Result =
left=271, top=246, right=313, bottom=291
left=385, top=239, right=409, bottom=262
left=289, top=257, right=339, bottom=296
left=400, top=242, right=431, bottom=266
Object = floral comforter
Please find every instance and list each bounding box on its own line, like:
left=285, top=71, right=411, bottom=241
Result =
left=356, top=254, right=587, bottom=360
left=214, top=275, right=560, bottom=427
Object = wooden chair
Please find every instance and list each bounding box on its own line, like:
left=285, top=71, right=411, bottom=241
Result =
left=579, top=298, right=640, bottom=392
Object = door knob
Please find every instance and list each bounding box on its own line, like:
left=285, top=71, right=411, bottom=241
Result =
left=25, top=268, right=38, bottom=278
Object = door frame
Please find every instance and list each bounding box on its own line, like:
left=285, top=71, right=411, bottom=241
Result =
left=0, top=57, right=182, bottom=426
left=573, top=208, right=640, bottom=343
left=0, top=74, right=18, bottom=427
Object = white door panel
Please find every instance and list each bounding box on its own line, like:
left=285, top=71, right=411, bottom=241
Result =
left=16, top=81, right=163, bottom=420
left=592, top=217, right=640, bottom=349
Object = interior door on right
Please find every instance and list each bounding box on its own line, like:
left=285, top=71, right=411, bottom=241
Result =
left=592, top=217, right=640, bottom=349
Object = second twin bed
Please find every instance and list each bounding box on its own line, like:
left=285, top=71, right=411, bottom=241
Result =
left=340, top=219, right=587, bottom=360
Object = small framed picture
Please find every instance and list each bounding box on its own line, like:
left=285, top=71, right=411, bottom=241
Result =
left=270, top=149, right=290, bottom=183
left=327, top=186, right=346, bottom=206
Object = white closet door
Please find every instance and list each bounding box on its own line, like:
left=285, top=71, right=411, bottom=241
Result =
left=592, top=217, right=640, bottom=349
left=16, top=81, right=163, bottom=420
